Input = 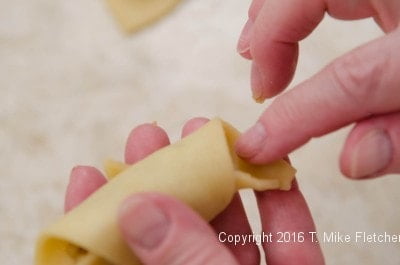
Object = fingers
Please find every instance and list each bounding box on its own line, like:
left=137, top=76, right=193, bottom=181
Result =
left=238, top=0, right=381, bottom=100
left=64, top=166, right=107, bottom=213
left=65, top=123, right=171, bottom=212
left=236, top=29, right=400, bottom=164
left=249, top=0, right=325, bottom=100
left=64, top=119, right=214, bottom=213
left=125, top=123, right=170, bottom=164
left=256, top=180, right=325, bottom=265
left=118, top=193, right=240, bottom=265
left=340, top=112, right=400, bottom=179
left=246, top=0, right=326, bottom=100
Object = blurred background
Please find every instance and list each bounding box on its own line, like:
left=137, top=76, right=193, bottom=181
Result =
left=1, top=0, right=399, bottom=264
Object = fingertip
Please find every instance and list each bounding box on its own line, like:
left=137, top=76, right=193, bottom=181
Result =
left=250, top=43, right=298, bottom=101
left=125, top=123, right=170, bottom=164
left=251, top=63, right=267, bottom=102
left=65, top=166, right=107, bottom=213
left=181, top=117, right=209, bottom=138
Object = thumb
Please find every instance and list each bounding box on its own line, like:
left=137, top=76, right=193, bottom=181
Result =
left=118, top=193, right=240, bottom=265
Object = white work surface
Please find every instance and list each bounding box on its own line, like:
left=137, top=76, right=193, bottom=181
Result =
left=1, top=0, right=399, bottom=264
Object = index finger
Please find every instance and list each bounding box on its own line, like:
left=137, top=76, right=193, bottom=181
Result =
left=236, top=29, right=400, bottom=163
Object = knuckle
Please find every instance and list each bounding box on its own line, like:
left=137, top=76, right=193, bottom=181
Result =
left=269, top=95, right=303, bottom=130
left=330, top=51, right=387, bottom=111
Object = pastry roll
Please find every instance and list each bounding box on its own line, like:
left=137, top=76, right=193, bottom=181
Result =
left=35, top=118, right=295, bottom=265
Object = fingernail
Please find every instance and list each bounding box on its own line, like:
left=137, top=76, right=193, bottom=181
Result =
left=237, top=19, right=253, bottom=57
left=251, top=63, right=266, bottom=103
left=350, top=129, right=392, bottom=178
left=120, top=197, right=170, bottom=250
left=236, top=122, right=267, bottom=159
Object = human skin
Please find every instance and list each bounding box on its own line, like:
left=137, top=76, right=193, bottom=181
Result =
left=64, top=118, right=324, bottom=265
left=235, top=0, right=400, bottom=179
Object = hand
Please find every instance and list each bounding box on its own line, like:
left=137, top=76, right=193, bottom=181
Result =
left=64, top=118, right=324, bottom=265
left=235, top=0, right=400, bottom=179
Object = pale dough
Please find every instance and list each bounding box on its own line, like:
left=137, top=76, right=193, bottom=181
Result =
left=106, top=0, right=182, bottom=33
left=35, top=119, right=295, bottom=265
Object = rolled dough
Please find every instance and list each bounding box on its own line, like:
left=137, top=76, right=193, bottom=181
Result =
left=35, top=118, right=295, bottom=265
